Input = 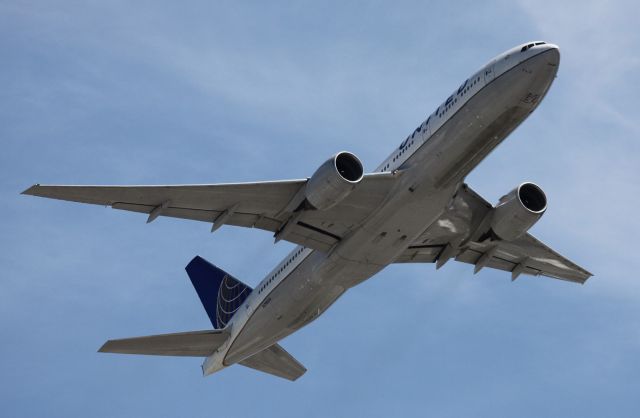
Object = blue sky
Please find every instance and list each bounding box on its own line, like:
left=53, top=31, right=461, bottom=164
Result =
left=2, top=1, right=639, bottom=416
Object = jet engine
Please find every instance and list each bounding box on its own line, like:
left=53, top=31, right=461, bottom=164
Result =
left=304, top=152, right=364, bottom=210
left=490, top=182, right=547, bottom=241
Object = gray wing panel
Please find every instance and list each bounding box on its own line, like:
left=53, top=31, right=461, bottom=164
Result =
left=98, top=329, right=228, bottom=357
left=22, top=180, right=304, bottom=220
left=239, top=343, right=307, bottom=381
left=453, top=238, right=591, bottom=283
left=396, top=184, right=592, bottom=284
left=22, top=173, right=398, bottom=253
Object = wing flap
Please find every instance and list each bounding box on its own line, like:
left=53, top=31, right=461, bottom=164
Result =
left=452, top=244, right=588, bottom=282
left=395, top=245, right=443, bottom=263
left=239, top=343, right=306, bottom=381
left=111, top=202, right=284, bottom=231
left=98, top=329, right=228, bottom=357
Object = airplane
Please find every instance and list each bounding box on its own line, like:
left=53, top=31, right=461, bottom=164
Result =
left=22, top=41, right=592, bottom=381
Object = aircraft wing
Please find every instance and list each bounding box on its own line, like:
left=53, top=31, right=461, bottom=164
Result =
left=22, top=172, right=397, bottom=252
left=395, top=184, right=592, bottom=284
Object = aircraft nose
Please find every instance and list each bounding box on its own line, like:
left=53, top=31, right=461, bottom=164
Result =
left=540, top=43, right=560, bottom=66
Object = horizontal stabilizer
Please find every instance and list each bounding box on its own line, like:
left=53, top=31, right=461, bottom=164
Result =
left=98, top=329, right=228, bottom=357
left=239, top=343, right=306, bottom=381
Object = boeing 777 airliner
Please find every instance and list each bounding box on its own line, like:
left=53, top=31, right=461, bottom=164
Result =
left=23, top=41, right=592, bottom=381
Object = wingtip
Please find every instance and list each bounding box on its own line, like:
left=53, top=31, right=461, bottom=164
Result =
left=580, top=272, right=594, bottom=285
left=290, top=368, right=307, bottom=381
left=21, top=184, right=40, bottom=195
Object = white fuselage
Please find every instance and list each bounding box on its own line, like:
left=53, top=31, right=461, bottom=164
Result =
left=203, top=42, right=560, bottom=375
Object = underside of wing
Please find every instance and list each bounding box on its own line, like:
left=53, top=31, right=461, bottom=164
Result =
left=22, top=180, right=301, bottom=231
left=396, top=184, right=592, bottom=283
left=455, top=234, right=591, bottom=283
left=98, top=329, right=228, bottom=357
left=22, top=172, right=398, bottom=252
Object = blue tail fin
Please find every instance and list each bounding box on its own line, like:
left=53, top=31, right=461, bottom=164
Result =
left=185, top=256, right=253, bottom=329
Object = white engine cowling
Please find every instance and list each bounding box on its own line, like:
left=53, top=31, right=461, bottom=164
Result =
left=305, top=152, right=364, bottom=210
left=490, top=182, right=547, bottom=241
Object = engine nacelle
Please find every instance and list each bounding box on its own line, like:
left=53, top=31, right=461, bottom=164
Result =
left=305, top=152, right=364, bottom=210
left=490, top=182, right=547, bottom=241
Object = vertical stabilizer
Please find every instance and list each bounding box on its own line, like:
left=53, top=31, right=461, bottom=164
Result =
left=185, top=256, right=252, bottom=329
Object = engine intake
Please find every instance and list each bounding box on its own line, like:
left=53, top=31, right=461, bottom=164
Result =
left=305, top=152, right=364, bottom=210
left=490, top=182, right=547, bottom=241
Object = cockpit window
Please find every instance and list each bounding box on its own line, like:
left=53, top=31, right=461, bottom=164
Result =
left=534, top=41, right=546, bottom=45
left=520, top=43, right=537, bottom=52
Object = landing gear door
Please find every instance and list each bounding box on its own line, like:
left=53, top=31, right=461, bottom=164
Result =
left=484, top=60, right=496, bottom=83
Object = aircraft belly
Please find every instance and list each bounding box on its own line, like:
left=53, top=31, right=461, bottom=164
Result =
left=328, top=188, right=454, bottom=285
left=224, top=253, right=347, bottom=365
